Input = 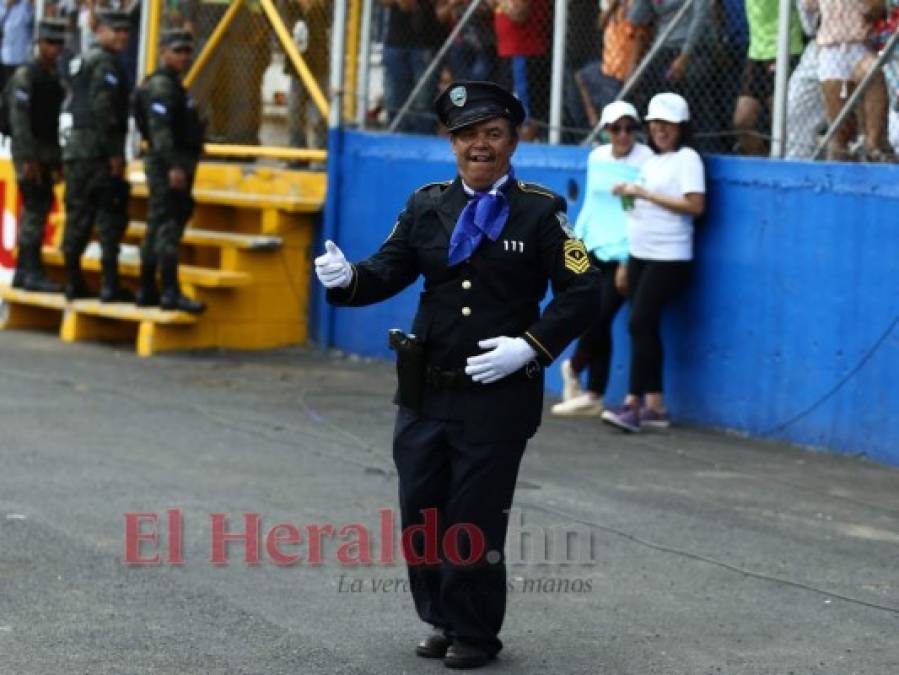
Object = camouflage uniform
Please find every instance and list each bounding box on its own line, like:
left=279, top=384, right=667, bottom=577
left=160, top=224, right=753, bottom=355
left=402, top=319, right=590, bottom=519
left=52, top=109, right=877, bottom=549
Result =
left=8, top=58, right=64, bottom=292
left=134, top=28, right=205, bottom=313
left=63, top=34, right=132, bottom=301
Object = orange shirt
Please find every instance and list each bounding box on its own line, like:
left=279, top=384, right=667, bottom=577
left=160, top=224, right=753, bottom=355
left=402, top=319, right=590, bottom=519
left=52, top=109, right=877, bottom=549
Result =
left=602, top=5, right=649, bottom=81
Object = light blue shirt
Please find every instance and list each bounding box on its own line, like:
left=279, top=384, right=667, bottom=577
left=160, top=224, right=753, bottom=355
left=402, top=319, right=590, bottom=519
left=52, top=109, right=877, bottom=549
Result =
left=1, top=1, right=34, bottom=66
left=574, top=143, right=654, bottom=262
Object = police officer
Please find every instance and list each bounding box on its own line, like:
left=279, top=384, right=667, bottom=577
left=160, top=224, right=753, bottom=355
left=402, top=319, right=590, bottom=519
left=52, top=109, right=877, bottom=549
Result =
left=9, top=18, right=67, bottom=293
left=134, top=28, right=205, bottom=313
left=314, top=82, right=600, bottom=669
left=62, top=9, right=132, bottom=302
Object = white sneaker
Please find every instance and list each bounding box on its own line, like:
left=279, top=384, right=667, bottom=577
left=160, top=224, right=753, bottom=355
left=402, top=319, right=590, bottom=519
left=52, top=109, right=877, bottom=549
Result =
left=559, top=359, right=584, bottom=402
left=551, top=393, right=603, bottom=416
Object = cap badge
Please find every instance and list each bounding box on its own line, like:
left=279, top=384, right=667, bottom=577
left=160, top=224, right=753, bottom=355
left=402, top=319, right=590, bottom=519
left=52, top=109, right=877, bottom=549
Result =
left=450, top=86, right=467, bottom=108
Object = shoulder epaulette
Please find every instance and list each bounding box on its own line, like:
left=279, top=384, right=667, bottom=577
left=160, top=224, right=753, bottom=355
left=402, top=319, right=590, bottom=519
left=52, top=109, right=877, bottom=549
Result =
left=416, top=180, right=452, bottom=193
left=517, top=181, right=557, bottom=200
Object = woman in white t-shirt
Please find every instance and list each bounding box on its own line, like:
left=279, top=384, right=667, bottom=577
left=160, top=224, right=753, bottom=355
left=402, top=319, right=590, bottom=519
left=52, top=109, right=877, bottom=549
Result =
left=604, top=92, right=706, bottom=432
left=552, top=100, right=654, bottom=417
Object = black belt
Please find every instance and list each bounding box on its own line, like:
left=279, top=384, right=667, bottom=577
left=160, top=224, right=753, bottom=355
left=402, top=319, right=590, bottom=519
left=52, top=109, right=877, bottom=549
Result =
left=424, top=365, right=473, bottom=390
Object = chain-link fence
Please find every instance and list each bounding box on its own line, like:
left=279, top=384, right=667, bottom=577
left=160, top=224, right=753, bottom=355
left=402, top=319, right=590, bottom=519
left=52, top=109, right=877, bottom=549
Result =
left=354, top=0, right=899, bottom=161
left=158, top=0, right=332, bottom=151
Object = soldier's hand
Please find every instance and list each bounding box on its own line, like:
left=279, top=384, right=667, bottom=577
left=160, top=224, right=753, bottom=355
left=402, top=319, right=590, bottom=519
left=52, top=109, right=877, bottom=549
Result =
left=314, top=239, right=353, bottom=289
left=109, top=156, right=125, bottom=178
left=22, top=161, right=41, bottom=183
left=169, top=168, right=187, bottom=191
left=465, top=337, right=537, bottom=384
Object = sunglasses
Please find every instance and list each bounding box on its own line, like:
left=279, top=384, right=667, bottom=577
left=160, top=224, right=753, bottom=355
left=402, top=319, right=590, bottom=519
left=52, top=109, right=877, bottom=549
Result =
left=606, top=124, right=639, bottom=135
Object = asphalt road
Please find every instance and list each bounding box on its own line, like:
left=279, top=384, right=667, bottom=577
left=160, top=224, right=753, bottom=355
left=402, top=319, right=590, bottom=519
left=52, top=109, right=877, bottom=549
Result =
left=0, top=330, right=897, bottom=674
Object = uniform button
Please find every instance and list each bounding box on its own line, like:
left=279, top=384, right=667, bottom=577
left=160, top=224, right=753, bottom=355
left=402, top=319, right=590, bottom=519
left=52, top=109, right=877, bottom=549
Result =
left=461, top=307, right=472, bottom=317
left=462, top=280, right=472, bottom=290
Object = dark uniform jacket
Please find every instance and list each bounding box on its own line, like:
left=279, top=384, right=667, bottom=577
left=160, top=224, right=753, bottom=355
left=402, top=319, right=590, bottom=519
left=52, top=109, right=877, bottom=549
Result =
left=328, top=177, right=601, bottom=443
left=64, top=45, right=130, bottom=161
left=8, top=60, right=64, bottom=165
left=137, top=66, right=204, bottom=170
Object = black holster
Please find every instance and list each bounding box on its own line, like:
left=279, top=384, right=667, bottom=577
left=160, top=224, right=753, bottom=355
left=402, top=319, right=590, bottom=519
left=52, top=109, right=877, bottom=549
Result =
left=388, top=328, right=425, bottom=412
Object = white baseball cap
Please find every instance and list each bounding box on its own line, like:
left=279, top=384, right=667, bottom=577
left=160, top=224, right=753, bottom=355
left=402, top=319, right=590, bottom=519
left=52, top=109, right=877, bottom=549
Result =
left=599, top=100, right=640, bottom=127
left=645, top=92, right=690, bottom=123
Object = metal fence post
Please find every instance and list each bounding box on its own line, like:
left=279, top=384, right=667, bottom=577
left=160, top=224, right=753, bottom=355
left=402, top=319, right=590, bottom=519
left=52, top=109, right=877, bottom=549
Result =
left=356, top=0, right=374, bottom=129
left=548, top=0, right=568, bottom=145
left=330, top=0, right=349, bottom=130
left=769, top=0, right=792, bottom=158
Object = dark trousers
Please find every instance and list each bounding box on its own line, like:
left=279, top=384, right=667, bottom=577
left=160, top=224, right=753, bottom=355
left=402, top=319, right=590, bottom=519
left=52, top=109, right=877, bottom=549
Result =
left=14, top=161, right=55, bottom=250
left=143, top=155, right=196, bottom=267
left=392, top=408, right=526, bottom=655
left=62, top=159, right=130, bottom=260
left=627, top=256, right=692, bottom=396
left=571, top=258, right=626, bottom=395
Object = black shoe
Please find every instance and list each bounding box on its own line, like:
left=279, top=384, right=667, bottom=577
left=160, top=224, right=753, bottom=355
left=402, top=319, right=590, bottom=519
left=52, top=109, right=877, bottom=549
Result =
left=64, top=280, right=94, bottom=301
left=159, top=291, right=205, bottom=314
left=23, top=274, right=62, bottom=293
left=99, top=285, right=135, bottom=303
left=444, top=642, right=494, bottom=669
left=416, top=632, right=451, bottom=659
left=11, top=268, right=26, bottom=288
left=136, top=262, right=159, bottom=306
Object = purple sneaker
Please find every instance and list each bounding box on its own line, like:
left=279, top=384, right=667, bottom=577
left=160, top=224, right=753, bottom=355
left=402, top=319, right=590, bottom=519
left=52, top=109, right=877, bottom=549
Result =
left=601, top=404, right=641, bottom=433
left=640, top=408, right=671, bottom=429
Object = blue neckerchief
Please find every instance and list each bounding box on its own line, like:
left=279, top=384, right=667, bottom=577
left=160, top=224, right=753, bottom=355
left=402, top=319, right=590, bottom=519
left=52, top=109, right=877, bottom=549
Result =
left=447, top=168, right=514, bottom=267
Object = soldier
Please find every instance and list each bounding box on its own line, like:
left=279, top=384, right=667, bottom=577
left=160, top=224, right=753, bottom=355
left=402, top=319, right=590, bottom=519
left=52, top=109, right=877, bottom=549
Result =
left=134, top=28, right=205, bottom=313
left=314, top=82, right=601, bottom=669
left=8, top=18, right=67, bottom=293
left=62, top=9, right=133, bottom=302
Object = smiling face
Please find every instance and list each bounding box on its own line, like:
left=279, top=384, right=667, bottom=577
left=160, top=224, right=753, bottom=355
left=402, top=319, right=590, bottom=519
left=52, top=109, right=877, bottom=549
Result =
left=604, top=116, right=639, bottom=158
left=648, top=120, right=681, bottom=153
left=450, top=117, right=519, bottom=191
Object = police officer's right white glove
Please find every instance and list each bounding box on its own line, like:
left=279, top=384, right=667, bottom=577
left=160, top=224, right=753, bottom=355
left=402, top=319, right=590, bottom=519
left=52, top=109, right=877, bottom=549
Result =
left=315, top=240, right=353, bottom=289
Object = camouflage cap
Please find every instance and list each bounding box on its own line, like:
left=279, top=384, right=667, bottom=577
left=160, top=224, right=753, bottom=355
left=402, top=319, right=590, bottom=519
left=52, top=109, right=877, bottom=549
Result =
left=37, top=18, right=68, bottom=42
left=96, top=9, right=131, bottom=29
left=160, top=28, right=194, bottom=50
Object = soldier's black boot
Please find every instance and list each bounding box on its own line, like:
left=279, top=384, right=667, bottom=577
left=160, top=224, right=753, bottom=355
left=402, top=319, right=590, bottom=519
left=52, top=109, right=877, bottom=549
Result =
left=99, top=257, right=134, bottom=303
left=64, top=253, right=93, bottom=300
left=22, top=246, right=62, bottom=293
left=11, top=247, right=30, bottom=288
left=159, top=257, right=205, bottom=314
left=135, top=261, right=160, bottom=307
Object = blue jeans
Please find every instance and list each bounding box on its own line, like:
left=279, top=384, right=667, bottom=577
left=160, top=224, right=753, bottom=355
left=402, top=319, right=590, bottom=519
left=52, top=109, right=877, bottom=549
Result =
left=384, top=46, right=436, bottom=134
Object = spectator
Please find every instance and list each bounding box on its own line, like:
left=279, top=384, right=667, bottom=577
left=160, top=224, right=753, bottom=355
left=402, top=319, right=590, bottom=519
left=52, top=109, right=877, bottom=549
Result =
left=785, top=0, right=827, bottom=159
left=436, top=0, right=497, bottom=82
left=562, top=0, right=600, bottom=140
left=605, top=93, right=705, bottom=432
left=0, top=0, right=36, bottom=91
left=380, top=0, right=444, bottom=134
left=553, top=101, right=654, bottom=417
left=803, top=0, right=893, bottom=161
left=628, top=0, right=718, bottom=153
left=575, top=0, right=650, bottom=130
left=491, top=0, right=551, bottom=141
left=733, top=0, right=804, bottom=155
left=281, top=0, right=332, bottom=151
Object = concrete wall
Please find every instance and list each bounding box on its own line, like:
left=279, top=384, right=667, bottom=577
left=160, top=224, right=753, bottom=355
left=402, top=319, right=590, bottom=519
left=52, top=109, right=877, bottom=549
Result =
left=316, top=130, right=899, bottom=466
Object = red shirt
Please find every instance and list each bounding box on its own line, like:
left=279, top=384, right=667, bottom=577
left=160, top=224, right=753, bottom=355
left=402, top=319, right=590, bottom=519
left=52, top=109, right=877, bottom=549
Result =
left=494, top=0, right=551, bottom=57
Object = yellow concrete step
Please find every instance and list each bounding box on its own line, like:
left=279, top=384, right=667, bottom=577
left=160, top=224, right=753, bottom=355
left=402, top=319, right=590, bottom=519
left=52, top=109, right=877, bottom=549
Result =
left=41, top=248, right=251, bottom=288
left=125, top=222, right=282, bottom=251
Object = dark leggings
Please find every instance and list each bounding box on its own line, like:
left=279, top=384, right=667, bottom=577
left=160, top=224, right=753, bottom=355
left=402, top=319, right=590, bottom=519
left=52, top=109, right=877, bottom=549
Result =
left=571, top=258, right=626, bottom=395
left=627, top=256, right=692, bottom=396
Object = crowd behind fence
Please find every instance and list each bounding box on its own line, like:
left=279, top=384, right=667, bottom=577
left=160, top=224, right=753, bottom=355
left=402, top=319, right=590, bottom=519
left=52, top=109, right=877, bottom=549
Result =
left=358, top=0, right=899, bottom=161
left=11, top=0, right=898, bottom=162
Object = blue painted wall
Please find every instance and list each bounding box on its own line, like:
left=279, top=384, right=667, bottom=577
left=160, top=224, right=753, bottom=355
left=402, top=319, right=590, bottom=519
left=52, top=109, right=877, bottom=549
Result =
left=317, top=130, right=899, bottom=466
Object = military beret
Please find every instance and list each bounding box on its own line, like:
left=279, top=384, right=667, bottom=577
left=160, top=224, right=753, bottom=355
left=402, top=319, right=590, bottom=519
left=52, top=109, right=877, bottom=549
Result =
left=37, top=18, right=68, bottom=42
left=160, top=28, right=194, bottom=49
left=434, top=81, right=527, bottom=133
left=96, top=9, right=131, bottom=29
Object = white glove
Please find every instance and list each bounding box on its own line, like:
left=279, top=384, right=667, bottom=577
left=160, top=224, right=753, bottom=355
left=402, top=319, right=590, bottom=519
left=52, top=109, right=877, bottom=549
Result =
left=314, top=240, right=353, bottom=289
left=465, top=337, right=537, bottom=384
